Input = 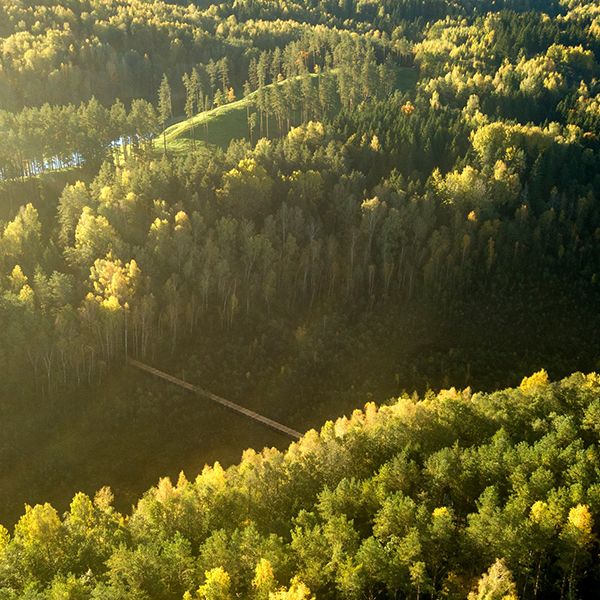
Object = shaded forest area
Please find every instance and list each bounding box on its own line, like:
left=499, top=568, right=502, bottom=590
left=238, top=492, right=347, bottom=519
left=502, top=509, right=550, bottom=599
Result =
left=0, top=0, right=599, bottom=597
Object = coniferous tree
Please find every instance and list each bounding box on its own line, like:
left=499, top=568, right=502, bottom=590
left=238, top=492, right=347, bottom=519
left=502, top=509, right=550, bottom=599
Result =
left=183, top=72, right=197, bottom=150
left=158, top=74, right=172, bottom=155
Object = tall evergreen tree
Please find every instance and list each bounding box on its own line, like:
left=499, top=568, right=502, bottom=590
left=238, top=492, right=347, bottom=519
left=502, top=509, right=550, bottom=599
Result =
left=158, top=75, right=172, bottom=155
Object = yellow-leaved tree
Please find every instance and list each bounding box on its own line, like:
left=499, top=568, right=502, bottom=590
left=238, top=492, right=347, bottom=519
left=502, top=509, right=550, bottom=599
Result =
left=468, top=558, right=518, bottom=600
left=519, top=369, right=549, bottom=394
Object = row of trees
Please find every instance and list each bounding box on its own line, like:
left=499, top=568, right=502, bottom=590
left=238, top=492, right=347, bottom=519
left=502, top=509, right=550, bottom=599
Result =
left=0, top=372, right=597, bottom=598
left=0, top=56, right=239, bottom=178
left=0, top=28, right=406, bottom=175
left=0, top=98, right=159, bottom=179
left=0, top=1, right=597, bottom=400
left=238, top=36, right=401, bottom=141
left=0, top=103, right=598, bottom=396
left=1, top=0, right=595, bottom=112
left=0, top=0, right=245, bottom=110
left=0, top=0, right=410, bottom=111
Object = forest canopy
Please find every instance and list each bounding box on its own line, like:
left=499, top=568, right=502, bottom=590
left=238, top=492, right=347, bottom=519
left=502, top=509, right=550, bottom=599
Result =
left=0, top=0, right=598, bottom=597
left=0, top=372, right=598, bottom=598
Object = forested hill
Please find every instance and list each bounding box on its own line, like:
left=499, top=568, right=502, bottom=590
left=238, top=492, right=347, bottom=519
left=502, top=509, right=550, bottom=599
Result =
left=0, top=372, right=598, bottom=598
left=0, top=0, right=576, bottom=111
left=1, top=0, right=600, bottom=398
left=0, top=0, right=599, bottom=597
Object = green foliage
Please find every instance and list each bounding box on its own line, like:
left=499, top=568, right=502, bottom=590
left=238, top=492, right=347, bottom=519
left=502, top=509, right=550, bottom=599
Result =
left=0, top=2, right=599, bottom=598
left=0, top=373, right=598, bottom=597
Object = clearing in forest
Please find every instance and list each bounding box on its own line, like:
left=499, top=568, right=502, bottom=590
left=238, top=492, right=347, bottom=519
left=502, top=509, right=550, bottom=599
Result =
left=158, top=67, right=418, bottom=154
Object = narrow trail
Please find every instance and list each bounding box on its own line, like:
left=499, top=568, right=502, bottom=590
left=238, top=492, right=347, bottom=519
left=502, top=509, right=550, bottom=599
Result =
left=127, top=358, right=302, bottom=440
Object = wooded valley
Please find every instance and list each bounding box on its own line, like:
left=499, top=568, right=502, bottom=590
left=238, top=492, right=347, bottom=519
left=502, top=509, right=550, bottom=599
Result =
left=0, top=0, right=598, bottom=597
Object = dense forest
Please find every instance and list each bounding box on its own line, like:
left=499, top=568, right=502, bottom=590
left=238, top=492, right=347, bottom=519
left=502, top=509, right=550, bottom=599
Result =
left=0, top=372, right=599, bottom=599
left=0, top=0, right=599, bottom=597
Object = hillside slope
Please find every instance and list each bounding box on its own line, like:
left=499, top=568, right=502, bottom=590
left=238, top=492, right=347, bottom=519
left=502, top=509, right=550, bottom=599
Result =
left=159, top=68, right=418, bottom=153
left=0, top=371, right=598, bottom=598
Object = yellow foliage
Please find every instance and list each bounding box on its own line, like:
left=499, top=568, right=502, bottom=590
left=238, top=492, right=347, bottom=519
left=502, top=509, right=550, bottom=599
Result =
left=468, top=558, right=518, bottom=600
left=370, top=135, right=381, bottom=151
left=568, top=504, right=593, bottom=536
left=0, top=525, right=9, bottom=552
left=198, top=461, right=227, bottom=491
left=519, top=369, right=549, bottom=393
left=89, top=253, right=141, bottom=311
left=286, top=121, right=325, bottom=146
left=433, top=165, right=488, bottom=209
left=364, top=401, right=378, bottom=426
left=253, top=558, right=276, bottom=596
left=433, top=506, right=450, bottom=519
left=334, top=416, right=351, bottom=438
left=197, top=567, right=232, bottom=600
left=174, top=210, right=190, bottom=231
left=438, top=387, right=461, bottom=402
left=15, top=503, right=61, bottom=546
left=176, top=471, right=189, bottom=489
left=361, top=196, right=384, bottom=213
left=120, top=169, right=131, bottom=186
left=156, top=477, right=176, bottom=504
left=18, top=284, right=34, bottom=306
left=530, top=500, right=549, bottom=524
left=269, top=577, right=314, bottom=600
left=583, top=372, right=600, bottom=389
left=99, top=185, right=114, bottom=205
left=8, top=264, right=28, bottom=294
left=101, top=295, right=121, bottom=312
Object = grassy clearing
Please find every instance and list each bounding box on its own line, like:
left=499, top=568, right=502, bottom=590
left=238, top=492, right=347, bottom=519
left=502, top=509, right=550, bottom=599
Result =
left=161, top=93, right=256, bottom=154
left=157, top=67, right=418, bottom=155
left=157, top=73, right=322, bottom=155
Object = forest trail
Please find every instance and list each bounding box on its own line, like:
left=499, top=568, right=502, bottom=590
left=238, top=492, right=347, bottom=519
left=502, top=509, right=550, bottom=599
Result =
left=127, top=358, right=303, bottom=440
